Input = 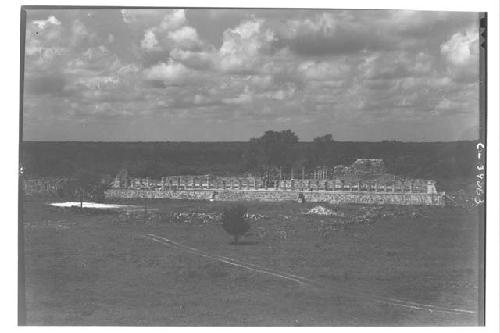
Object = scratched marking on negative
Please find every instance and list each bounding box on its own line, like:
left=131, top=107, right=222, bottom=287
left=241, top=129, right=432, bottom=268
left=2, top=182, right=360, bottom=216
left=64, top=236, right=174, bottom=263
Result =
left=144, top=233, right=476, bottom=315
left=475, top=143, right=485, bottom=205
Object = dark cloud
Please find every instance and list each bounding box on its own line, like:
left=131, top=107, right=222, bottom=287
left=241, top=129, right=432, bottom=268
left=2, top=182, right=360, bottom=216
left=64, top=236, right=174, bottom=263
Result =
left=24, top=75, right=66, bottom=95
left=285, top=30, right=390, bottom=56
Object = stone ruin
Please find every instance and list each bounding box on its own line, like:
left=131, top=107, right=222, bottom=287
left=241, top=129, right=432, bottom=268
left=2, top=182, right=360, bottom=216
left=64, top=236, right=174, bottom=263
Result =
left=106, top=158, right=444, bottom=206
left=332, top=159, right=386, bottom=177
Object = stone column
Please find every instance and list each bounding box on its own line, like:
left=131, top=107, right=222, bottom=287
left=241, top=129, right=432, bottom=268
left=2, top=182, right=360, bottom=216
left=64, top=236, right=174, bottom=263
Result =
left=426, top=181, right=436, bottom=194
left=291, top=179, right=295, bottom=191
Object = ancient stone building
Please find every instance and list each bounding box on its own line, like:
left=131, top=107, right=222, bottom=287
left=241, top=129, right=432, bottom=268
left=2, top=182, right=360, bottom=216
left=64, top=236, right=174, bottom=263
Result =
left=105, top=159, right=445, bottom=206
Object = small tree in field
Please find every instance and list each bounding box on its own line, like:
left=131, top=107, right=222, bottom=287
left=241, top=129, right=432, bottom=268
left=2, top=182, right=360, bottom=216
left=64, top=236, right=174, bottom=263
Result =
left=65, top=169, right=105, bottom=208
left=221, top=204, right=250, bottom=244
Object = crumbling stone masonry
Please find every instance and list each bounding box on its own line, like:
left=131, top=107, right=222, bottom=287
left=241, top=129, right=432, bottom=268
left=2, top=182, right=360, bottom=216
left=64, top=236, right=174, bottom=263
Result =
left=105, top=174, right=445, bottom=206
left=23, top=177, right=68, bottom=196
left=104, top=188, right=445, bottom=206
left=104, top=159, right=445, bottom=206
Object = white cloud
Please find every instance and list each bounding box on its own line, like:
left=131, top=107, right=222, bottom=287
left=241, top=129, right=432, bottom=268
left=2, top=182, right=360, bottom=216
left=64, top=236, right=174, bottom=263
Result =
left=141, top=29, right=159, bottom=50
left=249, top=75, right=273, bottom=90
left=218, top=19, right=276, bottom=73
left=32, top=16, right=61, bottom=30
left=263, top=85, right=296, bottom=100
left=70, top=19, right=96, bottom=47
left=75, top=76, right=120, bottom=90
left=157, top=9, right=186, bottom=32
left=143, top=60, right=189, bottom=82
left=285, top=12, right=336, bottom=38
left=120, top=9, right=165, bottom=25
left=63, top=45, right=120, bottom=77
left=136, top=10, right=200, bottom=52
left=193, top=94, right=218, bottom=106
left=440, top=28, right=479, bottom=66
left=168, top=26, right=200, bottom=46
left=222, top=86, right=253, bottom=104
left=25, top=16, right=66, bottom=68
left=169, top=48, right=214, bottom=70
left=117, top=64, right=140, bottom=76
left=298, top=60, right=350, bottom=80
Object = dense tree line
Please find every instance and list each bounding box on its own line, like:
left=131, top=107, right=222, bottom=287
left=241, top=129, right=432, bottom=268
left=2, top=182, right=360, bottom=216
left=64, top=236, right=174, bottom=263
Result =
left=21, top=132, right=478, bottom=191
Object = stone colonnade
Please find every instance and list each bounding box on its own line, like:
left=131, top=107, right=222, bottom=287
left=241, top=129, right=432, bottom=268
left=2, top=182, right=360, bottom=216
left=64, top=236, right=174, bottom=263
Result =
left=125, top=176, right=434, bottom=194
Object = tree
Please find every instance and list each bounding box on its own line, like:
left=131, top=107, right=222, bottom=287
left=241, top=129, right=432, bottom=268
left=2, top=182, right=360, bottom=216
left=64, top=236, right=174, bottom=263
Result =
left=313, top=134, right=334, bottom=144
left=65, top=169, right=107, bottom=208
left=311, top=134, right=335, bottom=166
left=221, top=204, right=250, bottom=244
left=244, top=130, right=299, bottom=174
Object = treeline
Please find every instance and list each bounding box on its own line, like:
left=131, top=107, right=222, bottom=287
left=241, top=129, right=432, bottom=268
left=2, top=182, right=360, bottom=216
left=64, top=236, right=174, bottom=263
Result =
left=21, top=138, right=477, bottom=191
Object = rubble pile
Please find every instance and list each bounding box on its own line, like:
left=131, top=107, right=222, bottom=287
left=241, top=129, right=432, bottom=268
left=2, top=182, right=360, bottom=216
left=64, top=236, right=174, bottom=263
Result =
left=170, top=211, right=221, bottom=224
left=305, top=205, right=345, bottom=217
left=115, top=210, right=267, bottom=225
left=246, top=213, right=266, bottom=221
left=307, top=205, right=430, bottom=238
left=350, top=206, right=383, bottom=224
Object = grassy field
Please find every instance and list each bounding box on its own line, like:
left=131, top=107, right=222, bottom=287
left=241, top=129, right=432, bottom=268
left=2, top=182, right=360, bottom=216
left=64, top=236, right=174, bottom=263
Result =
left=20, top=196, right=482, bottom=326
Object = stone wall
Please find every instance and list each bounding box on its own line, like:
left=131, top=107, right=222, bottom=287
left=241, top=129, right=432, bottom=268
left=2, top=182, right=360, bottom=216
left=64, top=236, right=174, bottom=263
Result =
left=23, top=177, right=68, bottom=196
left=112, top=175, right=432, bottom=193
left=105, top=188, right=445, bottom=206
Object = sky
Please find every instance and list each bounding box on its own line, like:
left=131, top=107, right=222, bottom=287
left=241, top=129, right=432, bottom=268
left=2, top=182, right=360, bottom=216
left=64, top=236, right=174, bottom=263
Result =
left=22, top=8, right=480, bottom=141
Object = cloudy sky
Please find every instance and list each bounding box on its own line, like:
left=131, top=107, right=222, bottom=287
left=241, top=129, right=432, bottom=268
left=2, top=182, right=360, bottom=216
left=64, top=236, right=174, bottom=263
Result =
left=23, top=8, right=480, bottom=141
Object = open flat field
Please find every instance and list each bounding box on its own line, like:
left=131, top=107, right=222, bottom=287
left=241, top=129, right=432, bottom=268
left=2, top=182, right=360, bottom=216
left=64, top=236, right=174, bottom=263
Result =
left=20, top=196, right=482, bottom=326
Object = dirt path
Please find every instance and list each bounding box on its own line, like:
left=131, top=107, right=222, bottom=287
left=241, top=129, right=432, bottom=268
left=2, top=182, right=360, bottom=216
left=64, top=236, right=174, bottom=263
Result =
left=144, top=233, right=476, bottom=317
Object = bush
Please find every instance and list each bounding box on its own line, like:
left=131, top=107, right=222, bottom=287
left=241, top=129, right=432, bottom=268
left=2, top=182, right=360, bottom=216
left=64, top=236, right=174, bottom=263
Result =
left=221, top=204, right=250, bottom=244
